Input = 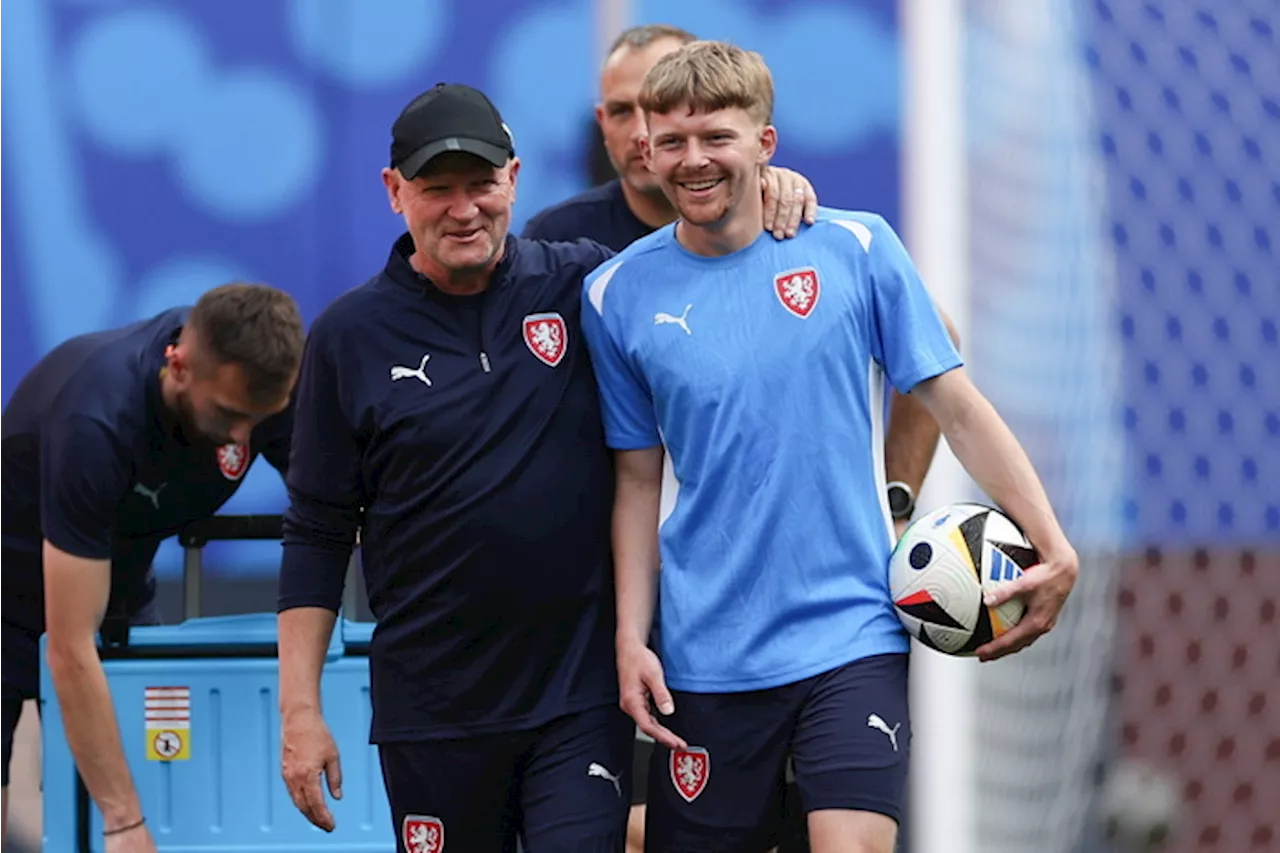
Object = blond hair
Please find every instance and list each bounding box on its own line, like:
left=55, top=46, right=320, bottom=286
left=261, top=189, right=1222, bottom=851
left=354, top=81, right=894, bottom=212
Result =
left=638, top=40, right=774, bottom=125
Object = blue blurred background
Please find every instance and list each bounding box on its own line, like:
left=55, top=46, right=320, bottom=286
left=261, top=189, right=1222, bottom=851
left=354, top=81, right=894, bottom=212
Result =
left=2, top=0, right=903, bottom=582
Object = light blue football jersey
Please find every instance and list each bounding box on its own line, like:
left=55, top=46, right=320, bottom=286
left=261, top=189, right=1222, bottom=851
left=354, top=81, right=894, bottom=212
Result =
left=581, top=208, right=963, bottom=692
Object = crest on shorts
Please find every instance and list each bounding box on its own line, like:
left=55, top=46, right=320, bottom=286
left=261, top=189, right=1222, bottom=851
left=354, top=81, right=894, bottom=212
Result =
left=216, top=442, right=249, bottom=481
left=402, top=815, right=444, bottom=853
left=774, top=267, right=820, bottom=318
left=670, top=745, right=710, bottom=803
left=523, top=312, right=568, bottom=367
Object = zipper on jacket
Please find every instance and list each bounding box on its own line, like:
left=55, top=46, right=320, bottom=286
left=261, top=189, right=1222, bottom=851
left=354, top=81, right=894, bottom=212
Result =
left=475, top=292, right=492, bottom=373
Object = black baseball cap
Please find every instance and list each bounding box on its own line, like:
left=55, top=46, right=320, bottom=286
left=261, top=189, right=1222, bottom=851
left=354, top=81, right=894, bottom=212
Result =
left=390, top=83, right=515, bottom=178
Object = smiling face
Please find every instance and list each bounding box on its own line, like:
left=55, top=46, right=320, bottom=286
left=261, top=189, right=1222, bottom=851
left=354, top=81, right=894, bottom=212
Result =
left=643, top=104, right=776, bottom=229
left=382, top=151, right=520, bottom=281
left=636, top=41, right=778, bottom=249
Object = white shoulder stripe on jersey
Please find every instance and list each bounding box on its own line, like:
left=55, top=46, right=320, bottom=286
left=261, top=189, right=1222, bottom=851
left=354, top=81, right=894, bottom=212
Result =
left=830, top=218, right=874, bottom=253
left=587, top=261, right=624, bottom=315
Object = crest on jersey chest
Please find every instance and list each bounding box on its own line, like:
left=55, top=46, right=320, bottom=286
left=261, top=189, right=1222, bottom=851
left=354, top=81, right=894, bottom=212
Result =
left=216, top=442, right=249, bottom=481
left=774, top=266, right=820, bottom=318
left=523, top=312, right=567, bottom=367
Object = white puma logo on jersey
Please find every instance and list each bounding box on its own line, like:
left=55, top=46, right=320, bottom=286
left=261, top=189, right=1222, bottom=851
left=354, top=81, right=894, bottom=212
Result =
left=867, top=714, right=901, bottom=752
left=587, top=762, right=621, bottom=797
left=133, top=481, right=167, bottom=510
left=654, top=304, right=693, bottom=336
left=390, top=353, right=432, bottom=386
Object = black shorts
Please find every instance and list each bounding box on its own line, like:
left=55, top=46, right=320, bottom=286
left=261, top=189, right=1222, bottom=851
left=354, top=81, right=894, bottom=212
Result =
left=379, top=703, right=634, bottom=852
left=644, top=653, right=911, bottom=851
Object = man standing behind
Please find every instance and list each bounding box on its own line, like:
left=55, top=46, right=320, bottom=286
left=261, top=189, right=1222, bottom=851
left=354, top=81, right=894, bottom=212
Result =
left=1, top=283, right=304, bottom=851
left=581, top=41, right=1079, bottom=853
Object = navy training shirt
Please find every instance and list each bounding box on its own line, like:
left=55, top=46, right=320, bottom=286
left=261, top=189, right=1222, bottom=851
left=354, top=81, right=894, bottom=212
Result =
left=1, top=308, right=292, bottom=693
left=278, top=233, right=619, bottom=742
left=524, top=179, right=669, bottom=654
left=522, top=179, right=655, bottom=251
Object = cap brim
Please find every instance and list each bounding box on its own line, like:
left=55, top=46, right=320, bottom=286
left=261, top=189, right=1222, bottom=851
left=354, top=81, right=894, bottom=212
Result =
left=397, top=138, right=511, bottom=178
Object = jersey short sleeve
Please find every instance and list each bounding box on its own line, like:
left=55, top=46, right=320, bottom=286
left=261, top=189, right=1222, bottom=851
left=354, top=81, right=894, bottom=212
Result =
left=581, top=261, right=663, bottom=450
left=40, top=414, right=133, bottom=559
left=860, top=215, right=963, bottom=393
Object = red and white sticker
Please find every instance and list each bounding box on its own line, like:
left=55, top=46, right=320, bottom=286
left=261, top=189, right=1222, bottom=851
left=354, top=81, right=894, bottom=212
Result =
left=774, top=267, right=821, bottom=318
left=402, top=815, right=444, bottom=853
left=216, top=442, right=249, bottom=481
left=670, top=745, right=710, bottom=803
left=523, top=312, right=568, bottom=367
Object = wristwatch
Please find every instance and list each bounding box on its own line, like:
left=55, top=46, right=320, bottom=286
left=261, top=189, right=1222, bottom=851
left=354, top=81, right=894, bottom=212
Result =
left=886, top=481, right=916, bottom=521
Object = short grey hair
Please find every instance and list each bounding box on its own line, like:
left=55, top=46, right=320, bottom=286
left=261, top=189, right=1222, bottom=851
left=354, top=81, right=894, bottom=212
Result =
left=605, top=24, right=697, bottom=65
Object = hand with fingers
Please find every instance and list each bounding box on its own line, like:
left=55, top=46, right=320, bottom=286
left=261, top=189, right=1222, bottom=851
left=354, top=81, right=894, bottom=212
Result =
left=281, top=708, right=344, bottom=832
left=761, top=167, right=819, bottom=239
left=617, top=639, right=686, bottom=751
left=975, top=543, right=1079, bottom=662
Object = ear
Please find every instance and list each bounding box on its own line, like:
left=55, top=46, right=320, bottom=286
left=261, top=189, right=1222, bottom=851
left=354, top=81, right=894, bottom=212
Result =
left=166, top=341, right=192, bottom=384
left=758, top=125, right=778, bottom=165
left=594, top=102, right=607, bottom=132
left=639, top=134, right=653, bottom=171
left=381, top=167, right=404, bottom=214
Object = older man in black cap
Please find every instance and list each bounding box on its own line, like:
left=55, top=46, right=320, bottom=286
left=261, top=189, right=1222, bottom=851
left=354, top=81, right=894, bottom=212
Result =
left=276, top=83, right=630, bottom=853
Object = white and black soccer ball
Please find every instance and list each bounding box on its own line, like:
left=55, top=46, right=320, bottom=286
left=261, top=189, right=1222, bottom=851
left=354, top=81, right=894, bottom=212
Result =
left=888, top=503, right=1038, bottom=655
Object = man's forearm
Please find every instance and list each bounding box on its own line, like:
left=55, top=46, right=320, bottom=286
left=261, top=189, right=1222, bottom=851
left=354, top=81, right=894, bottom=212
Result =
left=933, top=381, right=1072, bottom=559
left=47, top=644, right=141, bottom=828
left=278, top=606, right=338, bottom=718
left=613, top=477, right=663, bottom=649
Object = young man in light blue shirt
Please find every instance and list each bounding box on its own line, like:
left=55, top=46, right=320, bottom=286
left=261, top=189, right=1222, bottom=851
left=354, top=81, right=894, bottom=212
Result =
left=581, top=40, right=1079, bottom=853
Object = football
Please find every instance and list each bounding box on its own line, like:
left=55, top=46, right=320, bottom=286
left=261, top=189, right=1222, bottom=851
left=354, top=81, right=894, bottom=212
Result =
left=889, top=503, right=1039, bottom=655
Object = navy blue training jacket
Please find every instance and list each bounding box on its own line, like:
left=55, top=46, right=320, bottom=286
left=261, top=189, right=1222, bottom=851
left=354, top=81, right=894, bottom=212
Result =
left=2, top=308, right=292, bottom=693
left=279, top=233, right=620, bottom=741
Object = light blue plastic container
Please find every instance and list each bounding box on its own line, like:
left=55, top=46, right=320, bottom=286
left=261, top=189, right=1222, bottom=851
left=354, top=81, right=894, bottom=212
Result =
left=40, top=614, right=394, bottom=852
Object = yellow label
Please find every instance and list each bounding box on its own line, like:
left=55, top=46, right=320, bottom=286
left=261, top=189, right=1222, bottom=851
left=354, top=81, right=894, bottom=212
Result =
left=146, top=728, right=189, bottom=761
